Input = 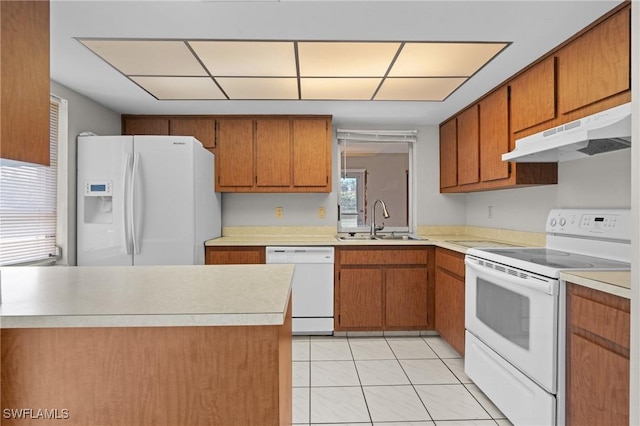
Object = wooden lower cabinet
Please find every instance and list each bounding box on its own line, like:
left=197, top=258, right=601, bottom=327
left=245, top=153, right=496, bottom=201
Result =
left=205, top=246, right=265, bottom=264
left=335, top=246, right=433, bottom=331
left=566, top=282, right=630, bottom=426
left=434, top=248, right=466, bottom=356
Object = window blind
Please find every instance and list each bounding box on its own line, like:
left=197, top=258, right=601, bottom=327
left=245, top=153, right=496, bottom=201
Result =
left=0, top=100, right=58, bottom=265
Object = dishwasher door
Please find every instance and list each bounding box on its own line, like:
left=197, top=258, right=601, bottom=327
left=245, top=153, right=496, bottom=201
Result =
left=266, top=247, right=334, bottom=335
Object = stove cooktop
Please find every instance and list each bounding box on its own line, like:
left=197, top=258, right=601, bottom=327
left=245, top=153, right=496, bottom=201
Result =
left=467, top=247, right=631, bottom=278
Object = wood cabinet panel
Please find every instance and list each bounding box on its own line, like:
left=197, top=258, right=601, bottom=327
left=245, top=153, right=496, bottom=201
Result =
left=256, top=120, right=291, bottom=187
left=434, top=269, right=465, bottom=356
left=479, top=87, right=510, bottom=183
left=558, top=6, right=630, bottom=114
left=293, top=119, right=330, bottom=188
left=568, top=334, right=629, bottom=426
left=385, top=267, right=429, bottom=329
left=123, top=118, right=169, bottom=135
left=339, top=248, right=429, bottom=266
left=566, top=283, right=630, bottom=426
left=1, top=305, right=292, bottom=426
left=439, top=118, right=458, bottom=189
left=216, top=119, right=254, bottom=188
left=338, top=268, right=384, bottom=329
left=435, top=248, right=465, bottom=278
left=510, top=57, right=556, bottom=132
left=456, top=106, right=480, bottom=186
left=0, top=0, right=50, bottom=166
left=170, top=118, right=215, bottom=148
left=336, top=247, right=432, bottom=332
left=205, top=247, right=265, bottom=265
left=434, top=248, right=465, bottom=356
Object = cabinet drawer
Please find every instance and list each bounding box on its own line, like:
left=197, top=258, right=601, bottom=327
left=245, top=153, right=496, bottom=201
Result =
left=339, top=248, right=428, bottom=266
left=569, top=286, right=630, bottom=350
left=435, top=249, right=465, bottom=277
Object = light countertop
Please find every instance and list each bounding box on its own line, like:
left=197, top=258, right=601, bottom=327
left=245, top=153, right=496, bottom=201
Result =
left=205, top=230, right=630, bottom=298
left=561, top=270, right=631, bottom=299
left=0, top=265, right=294, bottom=328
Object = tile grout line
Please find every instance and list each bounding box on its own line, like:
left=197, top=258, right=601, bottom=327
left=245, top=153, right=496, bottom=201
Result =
left=347, top=335, right=375, bottom=425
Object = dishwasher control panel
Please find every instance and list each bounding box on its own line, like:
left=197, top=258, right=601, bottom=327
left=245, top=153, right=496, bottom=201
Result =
left=265, top=247, right=335, bottom=264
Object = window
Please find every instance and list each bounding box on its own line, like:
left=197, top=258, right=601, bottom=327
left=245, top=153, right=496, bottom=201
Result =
left=0, top=96, right=66, bottom=266
left=337, top=129, right=417, bottom=233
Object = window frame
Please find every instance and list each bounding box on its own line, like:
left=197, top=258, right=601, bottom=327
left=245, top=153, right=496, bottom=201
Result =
left=336, top=129, right=417, bottom=234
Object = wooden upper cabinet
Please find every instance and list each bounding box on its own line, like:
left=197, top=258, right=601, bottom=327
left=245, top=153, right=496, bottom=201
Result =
left=479, top=86, right=510, bottom=183
left=293, top=119, right=330, bottom=188
left=255, top=119, right=291, bottom=187
left=510, top=57, right=556, bottom=132
left=215, top=119, right=254, bottom=189
left=170, top=118, right=215, bottom=148
left=456, top=105, right=480, bottom=186
left=123, top=118, right=169, bottom=135
left=0, top=0, right=50, bottom=166
left=439, top=118, right=457, bottom=190
left=557, top=6, right=630, bottom=114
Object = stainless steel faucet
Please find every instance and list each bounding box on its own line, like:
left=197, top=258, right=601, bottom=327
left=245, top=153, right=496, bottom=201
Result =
left=370, top=199, right=390, bottom=236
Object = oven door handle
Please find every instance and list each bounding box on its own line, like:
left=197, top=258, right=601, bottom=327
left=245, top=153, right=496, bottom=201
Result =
left=465, top=257, right=558, bottom=296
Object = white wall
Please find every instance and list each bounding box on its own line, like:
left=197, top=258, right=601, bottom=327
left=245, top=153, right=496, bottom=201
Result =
left=51, top=80, right=121, bottom=265
left=221, top=124, right=467, bottom=229
left=465, top=149, right=632, bottom=232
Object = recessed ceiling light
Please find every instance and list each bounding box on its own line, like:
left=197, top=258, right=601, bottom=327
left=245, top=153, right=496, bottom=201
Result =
left=78, top=38, right=509, bottom=101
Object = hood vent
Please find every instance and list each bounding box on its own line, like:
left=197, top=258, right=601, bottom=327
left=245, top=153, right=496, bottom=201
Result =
left=502, top=102, right=631, bottom=162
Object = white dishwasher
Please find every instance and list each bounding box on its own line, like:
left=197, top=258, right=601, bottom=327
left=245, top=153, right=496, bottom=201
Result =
left=266, top=246, right=334, bottom=335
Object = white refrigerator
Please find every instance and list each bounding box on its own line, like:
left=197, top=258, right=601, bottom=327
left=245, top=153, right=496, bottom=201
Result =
left=77, top=135, right=221, bottom=266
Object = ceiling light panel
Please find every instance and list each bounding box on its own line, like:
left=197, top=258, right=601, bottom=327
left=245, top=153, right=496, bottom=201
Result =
left=375, top=77, right=467, bottom=101
left=189, top=41, right=297, bottom=76
left=217, top=77, right=299, bottom=99
left=130, top=77, right=226, bottom=99
left=298, top=42, right=401, bottom=77
left=389, top=42, right=508, bottom=77
left=80, top=40, right=207, bottom=76
left=301, top=78, right=381, bottom=100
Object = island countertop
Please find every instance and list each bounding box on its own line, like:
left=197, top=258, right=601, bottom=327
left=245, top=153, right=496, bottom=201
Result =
left=0, top=264, right=294, bottom=328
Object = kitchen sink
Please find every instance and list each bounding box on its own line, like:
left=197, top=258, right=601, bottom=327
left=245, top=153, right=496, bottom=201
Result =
left=375, top=234, right=422, bottom=241
left=336, top=233, right=423, bottom=241
left=335, top=234, right=378, bottom=241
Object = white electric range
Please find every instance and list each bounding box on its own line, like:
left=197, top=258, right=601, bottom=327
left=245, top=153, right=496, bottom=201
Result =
left=464, top=209, right=631, bottom=426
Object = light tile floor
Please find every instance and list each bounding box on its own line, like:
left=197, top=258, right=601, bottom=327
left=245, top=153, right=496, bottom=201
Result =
left=292, top=335, right=513, bottom=426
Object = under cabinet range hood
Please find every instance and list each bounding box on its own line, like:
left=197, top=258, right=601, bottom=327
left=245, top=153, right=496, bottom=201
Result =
left=502, top=102, right=631, bottom=162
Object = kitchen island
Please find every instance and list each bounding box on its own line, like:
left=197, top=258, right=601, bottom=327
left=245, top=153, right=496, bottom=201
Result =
left=0, top=265, right=294, bottom=426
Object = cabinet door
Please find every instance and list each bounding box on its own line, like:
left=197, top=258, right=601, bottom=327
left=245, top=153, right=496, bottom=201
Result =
left=567, top=334, right=629, bottom=426
left=205, top=247, right=265, bottom=264
left=557, top=7, right=630, bottom=114
left=439, top=118, right=457, bottom=189
left=170, top=118, right=215, bottom=148
left=456, top=105, right=479, bottom=186
left=292, top=119, right=330, bottom=189
left=338, top=268, right=384, bottom=329
left=510, top=57, right=556, bottom=132
left=385, top=267, right=428, bottom=329
left=216, top=119, right=255, bottom=189
left=255, top=119, right=291, bottom=188
left=435, top=268, right=465, bottom=356
left=123, top=118, right=170, bottom=135
left=479, top=87, right=510, bottom=183
left=1, top=1, right=50, bottom=166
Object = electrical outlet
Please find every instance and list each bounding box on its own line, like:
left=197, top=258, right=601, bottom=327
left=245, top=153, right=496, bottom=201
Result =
left=488, top=205, right=494, bottom=219
left=275, top=207, right=284, bottom=219
left=318, top=207, right=326, bottom=219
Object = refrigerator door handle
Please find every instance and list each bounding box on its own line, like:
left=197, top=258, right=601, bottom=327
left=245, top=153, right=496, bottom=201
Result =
left=131, top=153, right=141, bottom=255
left=123, top=153, right=132, bottom=255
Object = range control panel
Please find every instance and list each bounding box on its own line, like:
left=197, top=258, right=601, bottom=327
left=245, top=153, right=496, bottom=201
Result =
left=546, top=209, right=631, bottom=240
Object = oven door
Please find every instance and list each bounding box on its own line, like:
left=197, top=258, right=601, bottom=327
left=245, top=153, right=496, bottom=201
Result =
left=465, top=255, right=559, bottom=393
